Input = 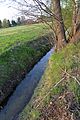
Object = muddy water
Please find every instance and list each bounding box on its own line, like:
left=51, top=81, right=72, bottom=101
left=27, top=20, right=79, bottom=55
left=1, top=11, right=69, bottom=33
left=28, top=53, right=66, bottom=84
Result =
left=0, top=48, right=53, bottom=120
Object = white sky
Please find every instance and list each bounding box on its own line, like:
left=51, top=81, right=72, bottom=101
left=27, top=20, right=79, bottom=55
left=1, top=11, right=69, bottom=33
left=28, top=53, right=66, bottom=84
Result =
left=0, top=6, right=19, bottom=21
left=0, top=0, right=36, bottom=21
left=0, top=0, right=21, bottom=21
left=0, top=0, right=46, bottom=21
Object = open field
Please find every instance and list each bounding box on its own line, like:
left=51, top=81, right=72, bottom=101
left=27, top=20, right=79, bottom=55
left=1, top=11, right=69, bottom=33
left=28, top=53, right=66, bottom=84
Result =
left=0, top=23, right=48, bottom=55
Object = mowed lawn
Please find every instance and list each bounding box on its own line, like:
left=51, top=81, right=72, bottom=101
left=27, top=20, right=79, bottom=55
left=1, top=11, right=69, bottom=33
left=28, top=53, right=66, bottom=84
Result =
left=0, top=23, right=48, bottom=55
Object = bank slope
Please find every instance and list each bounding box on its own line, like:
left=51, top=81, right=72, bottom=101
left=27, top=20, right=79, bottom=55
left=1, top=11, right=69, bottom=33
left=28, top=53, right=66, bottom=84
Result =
left=0, top=23, right=53, bottom=106
left=0, top=34, right=54, bottom=106
left=0, top=23, right=48, bottom=55
left=19, top=41, right=80, bottom=120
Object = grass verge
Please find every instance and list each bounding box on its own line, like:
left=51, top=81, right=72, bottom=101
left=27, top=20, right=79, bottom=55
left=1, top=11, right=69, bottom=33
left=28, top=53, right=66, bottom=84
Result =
left=19, top=41, right=80, bottom=120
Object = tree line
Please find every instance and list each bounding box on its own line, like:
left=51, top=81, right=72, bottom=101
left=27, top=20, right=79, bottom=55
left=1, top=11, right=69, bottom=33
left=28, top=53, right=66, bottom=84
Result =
left=0, top=16, right=26, bottom=28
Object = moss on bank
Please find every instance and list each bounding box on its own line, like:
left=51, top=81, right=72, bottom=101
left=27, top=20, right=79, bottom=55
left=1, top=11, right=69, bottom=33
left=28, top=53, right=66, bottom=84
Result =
left=19, top=42, right=80, bottom=120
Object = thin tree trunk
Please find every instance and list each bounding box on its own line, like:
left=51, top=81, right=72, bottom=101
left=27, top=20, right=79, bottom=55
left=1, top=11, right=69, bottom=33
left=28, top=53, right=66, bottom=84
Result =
left=71, top=30, right=80, bottom=42
left=71, top=0, right=80, bottom=42
left=72, top=0, right=77, bottom=36
left=52, top=0, right=66, bottom=51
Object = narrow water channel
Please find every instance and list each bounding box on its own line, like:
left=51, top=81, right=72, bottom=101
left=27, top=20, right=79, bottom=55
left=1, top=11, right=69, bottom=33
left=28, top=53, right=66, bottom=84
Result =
left=0, top=48, right=53, bottom=120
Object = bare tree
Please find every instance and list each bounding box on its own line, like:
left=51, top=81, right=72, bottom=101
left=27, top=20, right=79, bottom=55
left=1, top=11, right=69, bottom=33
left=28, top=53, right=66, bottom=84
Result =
left=10, top=0, right=80, bottom=50
left=71, top=0, right=80, bottom=42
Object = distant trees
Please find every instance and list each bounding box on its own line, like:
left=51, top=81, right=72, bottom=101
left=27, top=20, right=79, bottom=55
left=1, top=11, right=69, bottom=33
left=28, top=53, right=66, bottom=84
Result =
left=17, top=17, right=21, bottom=25
left=0, top=17, right=23, bottom=29
left=0, top=20, right=2, bottom=28
left=0, top=15, right=34, bottom=29
left=2, top=19, right=9, bottom=28
left=7, top=20, right=11, bottom=27
left=11, top=20, right=17, bottom=26
left=0, top=19, right=11, bottom=28
left=21, top=16, right=26, bottom=24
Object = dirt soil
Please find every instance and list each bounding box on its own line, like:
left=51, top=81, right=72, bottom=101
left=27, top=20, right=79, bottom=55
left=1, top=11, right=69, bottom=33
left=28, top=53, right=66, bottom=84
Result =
left=39, top=91, right=80, bottom=120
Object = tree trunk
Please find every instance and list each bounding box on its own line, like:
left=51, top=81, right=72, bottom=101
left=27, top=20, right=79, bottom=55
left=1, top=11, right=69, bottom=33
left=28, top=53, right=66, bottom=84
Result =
left=71, top=30, right=80, bottom=42
left=71, top=0, right=80, bottom=42
left=52, top=0, right=66, bottom=51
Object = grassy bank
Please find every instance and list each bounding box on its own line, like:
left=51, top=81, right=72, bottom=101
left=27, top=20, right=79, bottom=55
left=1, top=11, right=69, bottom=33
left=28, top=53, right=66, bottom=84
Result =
left=19, top=41, right=80, bottom=120
left=0, top=23, right=48, bottom=87
left=0, top=23, right=48, bottom=55
left=0, top=23, right=53, bottom=105
left=0, top=38, right=53, bottom=104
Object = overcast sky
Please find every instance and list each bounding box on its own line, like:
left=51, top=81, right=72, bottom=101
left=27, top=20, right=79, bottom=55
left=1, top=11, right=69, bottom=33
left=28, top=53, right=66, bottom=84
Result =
left=0, top=0, right=47, bottom=21
left=0, top=0, right=21, bottom=21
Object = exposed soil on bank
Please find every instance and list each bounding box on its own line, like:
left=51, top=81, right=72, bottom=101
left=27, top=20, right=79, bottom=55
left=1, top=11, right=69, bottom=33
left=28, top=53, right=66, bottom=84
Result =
left=0, top=33, right=54, bottom=108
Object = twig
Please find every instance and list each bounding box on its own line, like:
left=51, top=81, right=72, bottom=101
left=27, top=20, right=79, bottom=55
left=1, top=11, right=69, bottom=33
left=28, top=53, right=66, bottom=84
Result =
left=36, top=77, right=65, bottom=108
left=65, top=72, right=80, bottom=86
left=61, top=68, right=80, bottom=86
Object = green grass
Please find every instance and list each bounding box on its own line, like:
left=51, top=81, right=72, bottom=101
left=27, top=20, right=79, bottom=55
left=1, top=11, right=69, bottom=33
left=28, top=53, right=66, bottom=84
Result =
left=0, top=42, right=51, bottom=87
left=0, top=23, right=50, bottom=88
left=0, top=23, right=48, bottom=55
left=19, top=42, right=80, bottom=120
left=0, top=46, right=36, bottom=86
